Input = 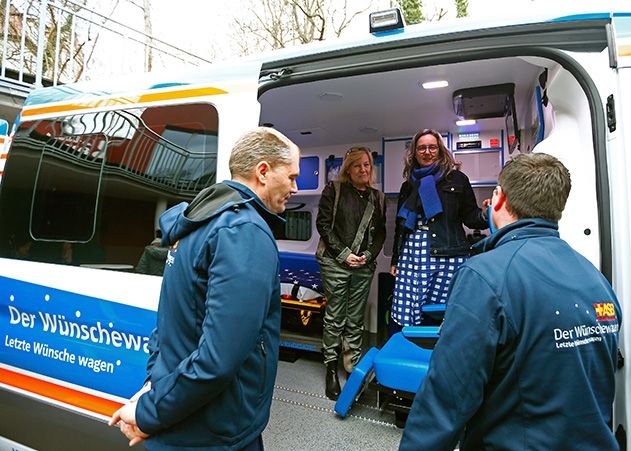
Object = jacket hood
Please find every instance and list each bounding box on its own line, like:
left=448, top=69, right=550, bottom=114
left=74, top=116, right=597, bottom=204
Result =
left=159, top=181, right=283, bottom=246
left=472, top=218, right=559, bottom=255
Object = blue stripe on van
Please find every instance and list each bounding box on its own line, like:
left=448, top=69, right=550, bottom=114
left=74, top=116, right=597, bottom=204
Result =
left=0, top=276, right=153, bottom=398
left=551, top=13, right=611, bottom=22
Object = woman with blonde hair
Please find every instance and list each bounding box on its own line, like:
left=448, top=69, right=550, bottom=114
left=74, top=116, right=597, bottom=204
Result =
left=316, top=147, right=386, bottom=400
left=390, top=129, right=488, bottom=333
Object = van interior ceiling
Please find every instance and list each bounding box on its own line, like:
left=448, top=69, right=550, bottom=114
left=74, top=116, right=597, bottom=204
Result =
left=258, top=56, right=553, bottom=150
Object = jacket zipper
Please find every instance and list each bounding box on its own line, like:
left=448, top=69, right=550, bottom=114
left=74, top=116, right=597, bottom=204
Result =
left=260, top=339, right=267, bottom=398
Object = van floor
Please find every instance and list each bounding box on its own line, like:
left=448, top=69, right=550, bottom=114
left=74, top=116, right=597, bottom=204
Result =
left=264, top=350, right=403, bottom=450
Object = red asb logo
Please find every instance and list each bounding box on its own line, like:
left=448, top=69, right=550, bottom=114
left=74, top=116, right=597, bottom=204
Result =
left=593, top=302, right=617, bottom=322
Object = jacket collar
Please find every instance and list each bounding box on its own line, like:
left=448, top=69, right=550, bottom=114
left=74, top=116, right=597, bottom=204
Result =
left=160, top=181, right=285, bottom=246
left=473, top=218, right=560, bottom=255
left=223, top=180, right=285, bottom=229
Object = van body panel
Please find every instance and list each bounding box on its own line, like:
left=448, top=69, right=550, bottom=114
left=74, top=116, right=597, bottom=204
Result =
left=0, top=61, right=262, bottom=425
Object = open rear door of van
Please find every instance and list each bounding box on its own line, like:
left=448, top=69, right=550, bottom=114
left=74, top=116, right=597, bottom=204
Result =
left=609, top=12, right=631, bottom=448
left=259, top=15, right=614, bottom=272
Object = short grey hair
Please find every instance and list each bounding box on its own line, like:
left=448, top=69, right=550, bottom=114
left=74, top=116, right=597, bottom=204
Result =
left=229, top=127, right=298, bottom=178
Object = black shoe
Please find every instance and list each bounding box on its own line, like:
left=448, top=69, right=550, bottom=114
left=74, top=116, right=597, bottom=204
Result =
left=395, top=410, right=408, bottom=429
left=325, top=362, right=341, bottom=400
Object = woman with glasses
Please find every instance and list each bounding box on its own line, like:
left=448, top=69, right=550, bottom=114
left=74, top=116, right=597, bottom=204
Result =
left=316, top=147, right=386, bottom=400
left=390, top=129, right=488, bottom=334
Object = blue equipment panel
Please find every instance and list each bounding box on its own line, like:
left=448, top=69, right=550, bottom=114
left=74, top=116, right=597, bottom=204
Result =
left=297, top=156, right=319, bottom=190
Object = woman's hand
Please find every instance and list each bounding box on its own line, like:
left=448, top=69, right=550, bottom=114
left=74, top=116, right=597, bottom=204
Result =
left=345, top=253, right=367, bottom=268
left=390, top=265, right=397, bottom=277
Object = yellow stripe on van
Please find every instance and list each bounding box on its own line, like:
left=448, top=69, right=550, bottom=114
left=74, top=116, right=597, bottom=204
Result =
left=22, top=85, right=228, bottom=118
left=619, top=43, right=631, bottom=57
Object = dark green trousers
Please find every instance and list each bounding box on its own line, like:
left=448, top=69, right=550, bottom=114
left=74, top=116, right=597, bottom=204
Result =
left=319, top=256, right=375, bottom=366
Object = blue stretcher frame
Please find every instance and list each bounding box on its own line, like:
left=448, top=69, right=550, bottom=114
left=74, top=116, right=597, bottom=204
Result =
left=335, top=326, right=440, bottom=418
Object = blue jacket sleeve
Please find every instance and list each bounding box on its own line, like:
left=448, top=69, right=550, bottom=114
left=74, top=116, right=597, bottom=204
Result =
left=458, top=173, right=488, bottom=230
left=144, top=327, right=159, bottom=384
left=135, top=222, right=277, bottom=434
left=399, top=266, right=501, bottom=450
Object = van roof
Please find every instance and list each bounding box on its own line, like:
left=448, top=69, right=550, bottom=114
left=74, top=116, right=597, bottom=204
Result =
left=21, top=8, right=626, bottom=111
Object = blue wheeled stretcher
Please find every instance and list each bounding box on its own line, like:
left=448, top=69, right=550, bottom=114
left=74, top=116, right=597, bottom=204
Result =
left=334, top=325, right=440, bottom=422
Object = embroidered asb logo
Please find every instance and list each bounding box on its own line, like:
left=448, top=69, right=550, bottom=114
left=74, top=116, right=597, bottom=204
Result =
left=593, top=302, right=617, bottom=322
left=166, top=240, right=178, bottom=266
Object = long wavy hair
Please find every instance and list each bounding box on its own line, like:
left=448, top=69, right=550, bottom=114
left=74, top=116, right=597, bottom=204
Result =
left=337, top=146, right=375, bottom=188
left=402, top=129, right=455, bottom=180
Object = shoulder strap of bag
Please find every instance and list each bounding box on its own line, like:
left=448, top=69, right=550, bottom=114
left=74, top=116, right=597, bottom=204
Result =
left=350, top=190, right=376, bottom=254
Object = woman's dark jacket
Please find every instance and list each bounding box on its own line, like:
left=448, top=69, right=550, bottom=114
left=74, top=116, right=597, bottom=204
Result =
left=316, top=181, right=386, bottom=265
left=391, top=169, right=487, bottom=265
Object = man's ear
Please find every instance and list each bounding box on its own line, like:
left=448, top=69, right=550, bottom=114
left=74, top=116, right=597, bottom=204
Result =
left=493, top=186, right=506, bottom=212
left=255, top=161, right=270, bottom=184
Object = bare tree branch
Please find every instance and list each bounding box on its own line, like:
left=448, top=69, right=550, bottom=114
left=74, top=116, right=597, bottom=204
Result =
left=330, top=0, right=373, bottom=37
left=232, top=0, right=371, bottom=54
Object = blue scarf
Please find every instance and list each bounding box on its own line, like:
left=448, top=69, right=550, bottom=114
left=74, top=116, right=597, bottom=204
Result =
left=397, top=164, right=444, bottom=230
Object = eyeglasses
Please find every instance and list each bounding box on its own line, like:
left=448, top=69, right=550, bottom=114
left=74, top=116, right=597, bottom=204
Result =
left=416, top=145, right=439, bottom=153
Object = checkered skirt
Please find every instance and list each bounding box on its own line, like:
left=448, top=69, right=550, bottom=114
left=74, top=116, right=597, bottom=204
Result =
left=391, top=219, right=466, bottom=326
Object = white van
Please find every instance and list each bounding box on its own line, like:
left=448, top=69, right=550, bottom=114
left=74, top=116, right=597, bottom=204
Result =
left=0, top=7, right=629, bottom=450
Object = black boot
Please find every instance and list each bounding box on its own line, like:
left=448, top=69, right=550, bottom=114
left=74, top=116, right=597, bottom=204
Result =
left=325, top=362, right=341, bottom=400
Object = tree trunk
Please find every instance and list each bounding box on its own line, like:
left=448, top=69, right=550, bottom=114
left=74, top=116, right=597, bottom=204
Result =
left=143, top=0, right=153, bottom=72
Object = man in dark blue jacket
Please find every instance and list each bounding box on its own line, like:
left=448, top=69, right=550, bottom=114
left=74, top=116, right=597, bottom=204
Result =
left=399, top=153, right=621, bottom=450
left=110, top=127, right=300, bottom=450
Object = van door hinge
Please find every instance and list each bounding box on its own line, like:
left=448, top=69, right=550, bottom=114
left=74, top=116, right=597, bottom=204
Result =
left=606, top=23, right=618, bottom=69
left=606, top=95, right=616, bottom=133
left=260, top=68, right=293, bottom=82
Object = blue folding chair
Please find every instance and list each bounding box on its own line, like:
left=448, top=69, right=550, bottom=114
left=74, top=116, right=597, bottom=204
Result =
left=335, top=325, right=440, bottom=423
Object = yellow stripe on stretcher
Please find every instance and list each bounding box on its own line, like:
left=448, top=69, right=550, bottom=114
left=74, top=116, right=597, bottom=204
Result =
left=281, top=298, right=325, bottom=312
left=22, top=85, right=228, bottom=118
